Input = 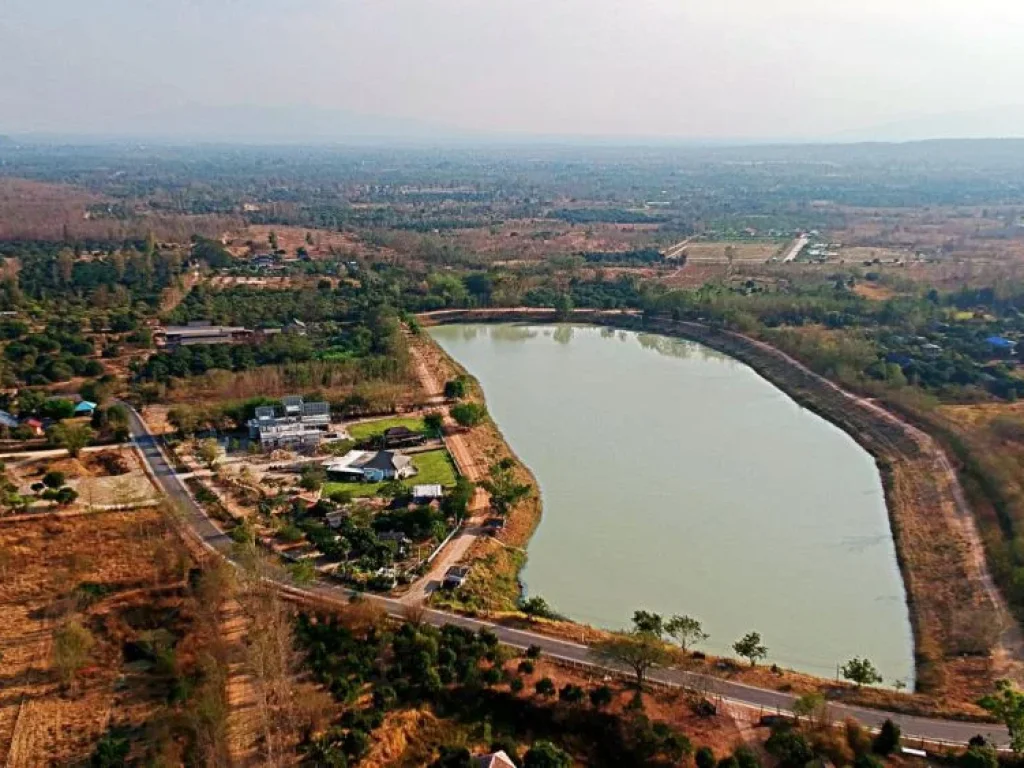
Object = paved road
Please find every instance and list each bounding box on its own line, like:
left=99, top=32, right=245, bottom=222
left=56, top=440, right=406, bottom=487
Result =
left=123, top=405, right=1008, bottom=749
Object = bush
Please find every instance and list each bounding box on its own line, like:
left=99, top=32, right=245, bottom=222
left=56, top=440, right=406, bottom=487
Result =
left=509, top=676, right=525, bottom=694
left=695, top=746, right=716, bottom=768
left=451, top=402, right=487, bottom=428
left=765, top=727, right=814, bottom=768
left=558, top=683, right=585, bottom=704
left=872, top=719, right=900, bottom=756
left=277, top=524, right=304, bottom=543
left=524, top=740, right=571, bottom=768
left=534, top=677, right=555, bottom=697
left=589, top=684, right=613, bottom=708
left=960, top=744, right=999, bottom=768
left=526, top=644, right=542, bottom=659
left=43, top=470, right=65, bottom=489
left=517, top=660, right=535, bottom=675
left=734, top=745, right=761, bottom=768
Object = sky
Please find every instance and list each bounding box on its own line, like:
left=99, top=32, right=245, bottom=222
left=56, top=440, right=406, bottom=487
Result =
left=3, top=0, right=1024, bottom=142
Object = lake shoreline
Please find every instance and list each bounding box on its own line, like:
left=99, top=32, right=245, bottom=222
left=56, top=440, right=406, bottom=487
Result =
left=418, top=308, right=1005, bottom=708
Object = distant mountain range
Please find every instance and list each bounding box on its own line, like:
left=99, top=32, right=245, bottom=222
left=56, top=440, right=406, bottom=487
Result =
left=9, top=103, right=1024, bottom=147
left=835, top=105, right=1024, bottom=143
left=11, top=105, right=476, bottom=145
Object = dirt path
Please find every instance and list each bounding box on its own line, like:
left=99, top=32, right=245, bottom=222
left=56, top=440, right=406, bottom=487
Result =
left=221, top=599, right=262, bottom=767
left=403, top=338, right=491, bottom=602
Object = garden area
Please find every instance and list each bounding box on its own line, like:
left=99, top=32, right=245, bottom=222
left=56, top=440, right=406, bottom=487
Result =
left=323, top=448, right=457, bottom=498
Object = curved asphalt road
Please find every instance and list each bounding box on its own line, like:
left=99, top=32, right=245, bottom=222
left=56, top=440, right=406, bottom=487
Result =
left=124, top=405, right=1008, bottom=749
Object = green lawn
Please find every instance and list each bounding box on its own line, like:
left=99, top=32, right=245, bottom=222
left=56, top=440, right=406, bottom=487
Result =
left=323, top=449, right=457, bottom=498
left=347, top=416, right=427, bottom=442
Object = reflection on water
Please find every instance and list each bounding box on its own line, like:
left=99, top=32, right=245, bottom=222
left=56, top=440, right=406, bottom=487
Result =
left=429, top=323, right=915, bottom=683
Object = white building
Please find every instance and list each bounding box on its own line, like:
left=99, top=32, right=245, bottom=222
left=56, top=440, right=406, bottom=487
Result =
left=247, top=395, right=331, bottom=449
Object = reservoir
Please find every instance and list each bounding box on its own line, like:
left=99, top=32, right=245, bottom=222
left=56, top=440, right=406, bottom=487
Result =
left=429, top=323, right=914, bottom=684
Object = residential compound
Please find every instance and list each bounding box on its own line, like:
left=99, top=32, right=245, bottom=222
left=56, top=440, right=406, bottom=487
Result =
left=247, top=395, right=331, bottom=449
left=323, top=449, right=416, bottom=482
left=156, top=321, right=253, bottom=348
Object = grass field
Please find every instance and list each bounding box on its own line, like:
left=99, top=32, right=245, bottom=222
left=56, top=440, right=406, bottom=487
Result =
left=682, top=241, right=785, bottom=262
left=347, top=416, right=428, bottom=441
left=324, top=449, right=457, bottom=498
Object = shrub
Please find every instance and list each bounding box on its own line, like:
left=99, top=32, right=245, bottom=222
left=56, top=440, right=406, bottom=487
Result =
left=960, top=745, right=999, bottom=768
left=558, top=684, right=585, bottom=704
left=695, top=746, right=716, bottom=768
left=765, top=727, right=814, bottom=768
left=517, top=660, right=535, bottom=675
left=589, top=685, right=613, bottom=708
left=526, top=644, right=542, bottom=659
left=872, top=719, right=900, bottom=756
left=524, top=740, right=571, bottom=768
left=42, top=470, right=66, bottom=489
left=734, top=745, right=761, bottom=768
left=534, top=677, right=555, bottom=697
left=509, top=677, right=525, bottom=694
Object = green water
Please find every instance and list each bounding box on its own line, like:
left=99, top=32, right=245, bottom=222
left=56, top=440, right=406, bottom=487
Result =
left=429, top=323, right=914, bottom=684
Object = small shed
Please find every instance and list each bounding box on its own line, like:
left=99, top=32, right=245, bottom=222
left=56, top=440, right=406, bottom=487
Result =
left=443, top=565, right=471, bottom=590
left=413, top=484, right=444, bottom=502
left=23, top=418, right=44, bottom=436
left=986, top=335, right=1017, bottom=350
left=74, top=401, right=97, bottom=415
left=0, top=410, right=19, bottom=430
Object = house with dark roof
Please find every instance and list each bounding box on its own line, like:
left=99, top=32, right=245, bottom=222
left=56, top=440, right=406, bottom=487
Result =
left=381, top=425, right=426, bottom=448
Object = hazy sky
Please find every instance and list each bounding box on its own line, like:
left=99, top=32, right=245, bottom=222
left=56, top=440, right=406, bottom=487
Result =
left=4, top=0, right=1024, bottom=141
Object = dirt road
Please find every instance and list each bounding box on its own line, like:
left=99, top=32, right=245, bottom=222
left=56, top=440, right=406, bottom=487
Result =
left=404, top=338, right=490, bottom=602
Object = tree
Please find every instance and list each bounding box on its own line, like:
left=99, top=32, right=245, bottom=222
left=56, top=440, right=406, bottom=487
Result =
left=558, top=683, right=585, bottom=704
left=632, top=610, right=664, bottom=636
left=521, top=596, right=558, bottom=619
left=443, top=378, right=467, bottom=400
left=591, top=631, right=671, bottom=704
left=55, top=486, right=78, bottom=506
left=289, top=559, right=317, bottom=585
left=872, top=719, right=901, bottom=756
left=197, top=438, right=220, bottom=470
left=792, top=692, right=828, bottom=729
left=481, top=458, right=530, bottom=514
left=535, top=677, right=556, bottom=697
left=524, top=740, right=572, bottom=768
left=49, top=423, right=94, bottom=457
left=765, top=728, right=814, bottom=768
left=732, top=632, right=768, bottom=667
left=589, top=684, right=613, bottom=708
left=695, top=746, right=716, bottom=768
left=167, top=405, right=200, bottom=436
left=424, top=411, right=444, bottom=435
left=979, top=680, right=1024, bottom=753
left=451, top=402, right=487, bottom=428
left=42, top=470, right=66, bottom=489
left=300, top=465, right=326, bottom=492
left=842, top=657, right=882, bottom=688
left=960, top=744, right=999, bottom=768
left=665, top=614, right=709, bottom=651
left=53, top=620, right=95, bottom=685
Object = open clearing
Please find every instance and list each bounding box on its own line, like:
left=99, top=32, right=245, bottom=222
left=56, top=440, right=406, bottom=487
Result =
left=681, top=241, right=786, bottom=262
left=348, top=416, right=428, bottom=441
left=0, top=508, right=188, bottom=766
